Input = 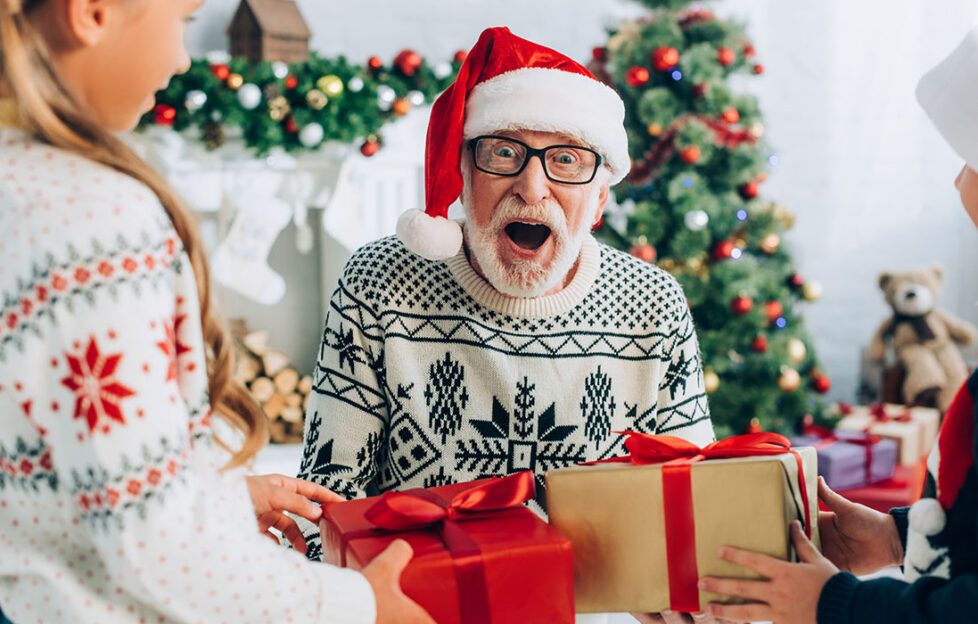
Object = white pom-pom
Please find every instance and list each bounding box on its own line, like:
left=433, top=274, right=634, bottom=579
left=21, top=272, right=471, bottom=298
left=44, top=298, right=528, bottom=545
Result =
left=396, top=209, right=463, bottom=261
left=909, top=498, right=946, bottom=536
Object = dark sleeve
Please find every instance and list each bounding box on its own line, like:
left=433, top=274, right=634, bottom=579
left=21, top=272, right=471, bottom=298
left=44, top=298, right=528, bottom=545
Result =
left=817, top=571, right=978, bottom=623
left=890, top=506, right=910, bottom=552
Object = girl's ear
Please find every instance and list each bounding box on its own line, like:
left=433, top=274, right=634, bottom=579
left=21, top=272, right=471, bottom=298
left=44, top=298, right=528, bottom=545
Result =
left=63, top=0, right=110, bottom=47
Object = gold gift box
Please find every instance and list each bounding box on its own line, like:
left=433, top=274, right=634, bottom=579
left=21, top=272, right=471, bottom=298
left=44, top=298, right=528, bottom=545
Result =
left=835, top=404, right=939, bottom=466
left=545, top=447, right=819, bottom=614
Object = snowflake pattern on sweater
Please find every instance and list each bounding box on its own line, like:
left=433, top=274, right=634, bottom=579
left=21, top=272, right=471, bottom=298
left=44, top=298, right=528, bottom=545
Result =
left=298, top=234, right=714, bottom=558
left=0, top=126, right=374, bottom=624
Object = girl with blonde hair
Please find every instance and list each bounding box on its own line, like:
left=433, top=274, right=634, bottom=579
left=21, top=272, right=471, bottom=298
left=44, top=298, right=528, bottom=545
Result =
left=0, top=1, right=432, bottom=622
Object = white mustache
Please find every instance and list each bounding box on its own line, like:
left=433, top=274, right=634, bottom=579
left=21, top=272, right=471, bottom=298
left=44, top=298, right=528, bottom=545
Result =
left=488, top=195, right=568, bottom=239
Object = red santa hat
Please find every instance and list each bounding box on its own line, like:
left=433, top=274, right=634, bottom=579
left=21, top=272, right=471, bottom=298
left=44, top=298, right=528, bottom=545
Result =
left=397, top=26, right=630, bottom=261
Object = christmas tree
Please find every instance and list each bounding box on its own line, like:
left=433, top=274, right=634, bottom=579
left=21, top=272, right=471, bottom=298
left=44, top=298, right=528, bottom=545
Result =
left=591, top=0, right=830, bottom=437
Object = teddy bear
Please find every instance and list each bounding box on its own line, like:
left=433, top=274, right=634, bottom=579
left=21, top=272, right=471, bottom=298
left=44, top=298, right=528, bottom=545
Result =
left=868, top=265, right=976, bottom=412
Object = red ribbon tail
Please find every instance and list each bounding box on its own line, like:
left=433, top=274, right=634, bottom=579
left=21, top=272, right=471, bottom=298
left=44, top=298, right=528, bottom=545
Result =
left=662, top=463, right=701, bottom=613
left=440, top=518, right=492, bottom=624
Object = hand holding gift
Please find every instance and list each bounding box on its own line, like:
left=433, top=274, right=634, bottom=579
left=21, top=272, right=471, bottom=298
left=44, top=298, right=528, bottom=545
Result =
left=244, top=473, right=344, bottom=554
left=362, top=540, right=436, bottom=624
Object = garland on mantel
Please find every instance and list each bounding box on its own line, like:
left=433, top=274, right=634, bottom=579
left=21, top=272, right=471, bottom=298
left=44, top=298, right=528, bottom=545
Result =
left=137, top=49, right=463, bottom=156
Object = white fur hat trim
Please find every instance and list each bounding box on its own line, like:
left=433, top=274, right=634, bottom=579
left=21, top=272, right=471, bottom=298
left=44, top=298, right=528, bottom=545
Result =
left=396, top=208, right=463, bottom=261
left=917, top=27, right=978, bottom=172
left=463, top=67, right=630, bottom=184
left=909, top=498, right=947, bottom=537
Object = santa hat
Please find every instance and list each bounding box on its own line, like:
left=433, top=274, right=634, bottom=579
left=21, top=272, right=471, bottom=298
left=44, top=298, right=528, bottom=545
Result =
left=397, top=26, right=630, bottom=261
left=916, top=27, right=978, bottom=172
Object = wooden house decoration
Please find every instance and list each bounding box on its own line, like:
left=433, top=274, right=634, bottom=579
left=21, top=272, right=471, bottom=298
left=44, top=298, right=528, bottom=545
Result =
left=227, top=0, right=312, bottom=64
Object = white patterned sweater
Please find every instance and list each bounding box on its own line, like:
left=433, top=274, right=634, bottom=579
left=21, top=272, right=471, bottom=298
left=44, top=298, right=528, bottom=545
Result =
left=0, top=118, right=374, bottom=624
left=298, top=233, right=715, bottom=560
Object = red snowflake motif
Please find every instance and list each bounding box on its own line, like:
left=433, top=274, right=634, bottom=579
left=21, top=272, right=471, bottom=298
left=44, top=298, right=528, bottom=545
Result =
left=126, top=480, right=142, bottom=496
left=19, top=459, right=32, bottom=475
left=6, top=314, right=17, bottom=330
left=166, top=238, right=176, bottom=256
left=98, top=262, right=114, bottom=278
left=74, top=267, right=90, bottom=284
left=166, top=459, right=179, bottom=475
left=147, top=469, right=162, bottom=486
left=60, top=336, right=136, bottom=434
left=36, top=285, right=47, bottom=302
left=157, top=315, right=191, bottom=382
left=39, top=451, right=53, bottom=471
left=52, top=274, right=67, bottom=291
left=122, top=258, right=138, bottom=273
left=78, top=494, right=90, bottom=511
left=144, top=254, right=156, bottom=270
left=106, top=489, right=120, bottom=507
left=20, top=299, right=32, bottom=316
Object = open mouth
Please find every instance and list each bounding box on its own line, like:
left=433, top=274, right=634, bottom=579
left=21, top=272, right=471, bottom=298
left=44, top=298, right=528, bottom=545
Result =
left=504, top=221, right=552, bottom=251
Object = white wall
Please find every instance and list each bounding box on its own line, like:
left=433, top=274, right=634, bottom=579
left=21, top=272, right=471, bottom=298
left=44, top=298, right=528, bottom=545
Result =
left=187, top=0, right=978, bottom=402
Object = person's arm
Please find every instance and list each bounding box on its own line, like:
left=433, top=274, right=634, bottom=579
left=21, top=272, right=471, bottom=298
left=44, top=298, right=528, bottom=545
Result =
left=297, top=269, right=390, bottom=559
left=653, top=282, right=714, bottom=446
left=11, top=207, right=376, bottom=623
left=818, top=570, right=978, bottom=624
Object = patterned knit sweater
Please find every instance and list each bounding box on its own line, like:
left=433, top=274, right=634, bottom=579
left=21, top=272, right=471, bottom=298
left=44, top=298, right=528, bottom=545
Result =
left=298, top=233, right=715, bottom=558
left=0, top=118, right=374, bottom=623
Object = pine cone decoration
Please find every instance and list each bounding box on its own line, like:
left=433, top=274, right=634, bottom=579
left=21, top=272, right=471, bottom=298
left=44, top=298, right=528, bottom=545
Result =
left=203, top=122, right=225, bottom=150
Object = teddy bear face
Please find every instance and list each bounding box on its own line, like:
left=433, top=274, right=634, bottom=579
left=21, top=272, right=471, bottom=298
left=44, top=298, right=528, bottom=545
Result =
left=879, top=266, right=944, bottom=316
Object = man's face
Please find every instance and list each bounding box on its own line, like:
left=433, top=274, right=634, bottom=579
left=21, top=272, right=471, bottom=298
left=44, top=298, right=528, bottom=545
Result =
left=461, top=129, right=610, bottom=298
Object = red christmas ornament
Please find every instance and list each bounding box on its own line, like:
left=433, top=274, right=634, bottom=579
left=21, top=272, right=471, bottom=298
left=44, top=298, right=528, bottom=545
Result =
left=712, top=240, right=735, bottom=260
left=753, top=64, right=765, bottom=75
left=717, top=47, right=736, bottom=67
left=394, top=49, right=423, bottom=76
left=651, top=46, right=680, bottom=71
left=154, top=104, right=176, bottom=126
left=739, top=181, right=759, bottom=199
left=630, top=243, right=657, bottom=263
left=453, top=49, right=468, bottom=64
left=813, top=375, right=832, bottom=394
left=787, top=273, right=805, bottom=289
left=765, top=300, right=783, bottom=322
left=625, top=66, right=650, bottom=87
left=285, top=76, right=298, bottom=89
left=722, top=108, right=741, bottom=124
left=592, top=47, right=607, bottom=62
left=367, top=56, right=384, bottom=70
left=284, top=116, right=299, bottom=133
left=731, top=295, right=754, bottom=315
left=751, top=335, right=769, bottom=353
left=748, top=418, right=763, bottom=434
left=744, top=43, right=757, bottom=59
left=360, top=140, right=380, bottom=157
left=210, top=64, right=231, bottom=81
left=679, top=146, right=701, bottom=164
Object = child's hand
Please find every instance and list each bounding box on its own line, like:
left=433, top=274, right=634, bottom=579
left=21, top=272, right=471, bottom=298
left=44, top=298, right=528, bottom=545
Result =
left=816, top=476, right=904, bottom=574
left=699, top=521, right=837, bottom=624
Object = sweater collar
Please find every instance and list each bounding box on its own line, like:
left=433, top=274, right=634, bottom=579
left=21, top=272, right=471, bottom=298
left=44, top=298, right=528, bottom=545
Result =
left=446, top=233, right=601, bottom=318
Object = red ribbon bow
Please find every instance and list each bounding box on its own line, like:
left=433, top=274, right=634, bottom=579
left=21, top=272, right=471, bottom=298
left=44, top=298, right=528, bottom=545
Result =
left=344, top=472, right=535, bottom=624
left=605, top=431, right=812, bottom=613
left=870, top=403, right=912, bottom=422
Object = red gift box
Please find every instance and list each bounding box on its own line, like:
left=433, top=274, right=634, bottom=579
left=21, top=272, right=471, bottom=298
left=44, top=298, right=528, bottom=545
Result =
left=319, top=472, right=574, bottom=624
left=836, top=459, right=928, bottom=513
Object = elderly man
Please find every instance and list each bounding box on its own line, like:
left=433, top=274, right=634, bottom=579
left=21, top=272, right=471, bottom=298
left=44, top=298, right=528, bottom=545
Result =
left=298, top=27, right=714, bottom=581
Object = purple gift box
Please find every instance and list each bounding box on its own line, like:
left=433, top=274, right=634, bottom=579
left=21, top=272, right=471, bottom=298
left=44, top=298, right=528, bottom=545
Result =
left=789, top=433, right=898, bottom=491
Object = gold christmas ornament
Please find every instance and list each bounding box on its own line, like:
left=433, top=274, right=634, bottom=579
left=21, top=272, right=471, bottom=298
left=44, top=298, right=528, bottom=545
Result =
left=760, top=233, right=781, bottom=254
left=227, top=73, right=244, bottom=90
left=704, top=369, right=720, bottom=393
left=607, top=19, right=640, bottom=52
left=778, top=367, right=801, bottom=392
left=306, top=89, right=328, bottom=110
left=316, top=75, right=344, bottom=97
left=687, top=256, right=703, bottom=271
left=749, top=122, right=765, bottom=139
left=658, top=258, right=677, bottom=272
left=647, top=123, right=663, bottom=137
left=787, top=338, right=807, bottom=363
left=802, top=281, right=823, bottom=302
left=772, top=204, right=795, bottom=229
left=268, top=96, right=291, bottom=121
left=733, top=237, right=746, bottom=250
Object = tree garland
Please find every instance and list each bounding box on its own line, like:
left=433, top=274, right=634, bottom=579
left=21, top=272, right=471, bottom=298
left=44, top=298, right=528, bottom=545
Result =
left=138, top=49, right=464, bottom=156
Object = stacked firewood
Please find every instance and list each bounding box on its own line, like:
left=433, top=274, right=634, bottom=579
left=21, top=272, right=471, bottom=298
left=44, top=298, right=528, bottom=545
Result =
left=230, top=321, right=312, bottom=444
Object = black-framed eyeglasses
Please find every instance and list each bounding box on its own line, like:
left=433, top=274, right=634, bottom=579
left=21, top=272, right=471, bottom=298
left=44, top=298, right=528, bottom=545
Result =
left=467, top=135, right=603, bottom=184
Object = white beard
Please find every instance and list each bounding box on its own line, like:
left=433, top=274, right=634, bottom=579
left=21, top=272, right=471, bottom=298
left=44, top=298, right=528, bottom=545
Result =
left=463, top=194, right=593, bottom=298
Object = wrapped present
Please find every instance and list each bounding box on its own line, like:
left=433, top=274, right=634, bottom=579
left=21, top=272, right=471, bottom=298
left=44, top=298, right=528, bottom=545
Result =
left=837, top=459, right=928, bottom=513
left=319, top=471, right=574, bottom=624
left=835, top=403, right=940, bottom=466
left=790, top=426, right=897, bottom=490
left=545, top=432, right=819, bottom=614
